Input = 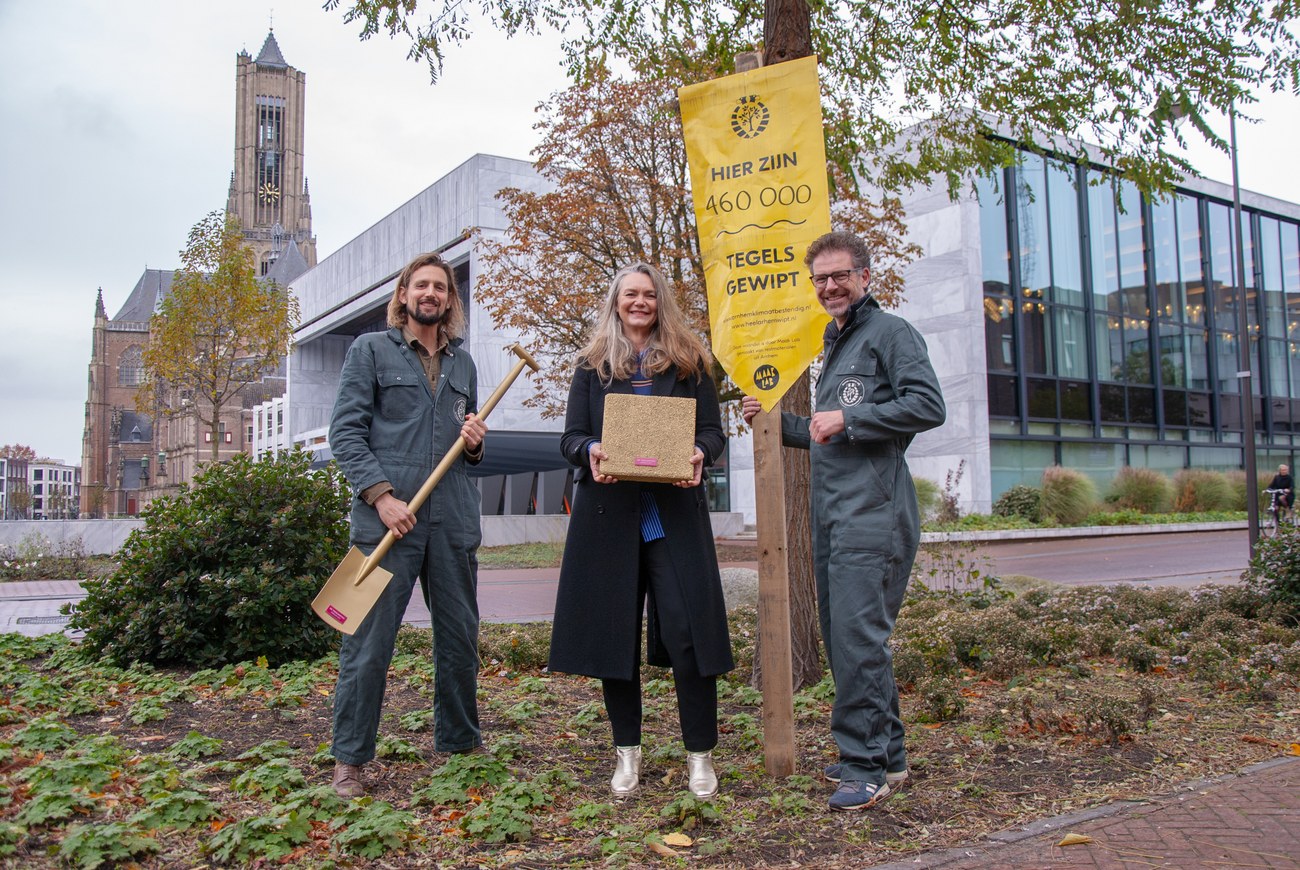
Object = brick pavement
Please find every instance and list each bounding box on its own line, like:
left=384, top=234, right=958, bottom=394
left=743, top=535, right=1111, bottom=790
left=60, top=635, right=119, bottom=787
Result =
left=872, top=756, right=1300, bottom=869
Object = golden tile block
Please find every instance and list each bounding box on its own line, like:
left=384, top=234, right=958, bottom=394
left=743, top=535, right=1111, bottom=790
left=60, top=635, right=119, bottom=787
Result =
left=599, top=394, right=696, bottom=483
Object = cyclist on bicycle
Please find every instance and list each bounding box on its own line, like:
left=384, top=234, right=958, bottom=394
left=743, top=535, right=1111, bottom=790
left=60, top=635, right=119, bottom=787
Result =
left=1267, top=464, right=1294, bottom=522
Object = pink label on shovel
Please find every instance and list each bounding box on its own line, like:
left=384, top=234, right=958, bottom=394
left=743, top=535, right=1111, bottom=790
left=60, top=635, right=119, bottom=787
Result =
left=326, top=606, right=347, bottom=624
left=634, top=458, right=658, bottom=467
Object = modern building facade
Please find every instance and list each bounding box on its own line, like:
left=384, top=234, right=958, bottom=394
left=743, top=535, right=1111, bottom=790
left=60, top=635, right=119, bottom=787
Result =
left=890, top=143, right=1300, bottom=511
left=274, top=138, right=1300, bottom=524
left=279, top=154, right=586, bottom=521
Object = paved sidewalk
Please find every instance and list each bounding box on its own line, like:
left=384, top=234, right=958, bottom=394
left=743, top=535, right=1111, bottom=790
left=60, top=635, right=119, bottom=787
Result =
left=872, top=756, right=1300, bottom=869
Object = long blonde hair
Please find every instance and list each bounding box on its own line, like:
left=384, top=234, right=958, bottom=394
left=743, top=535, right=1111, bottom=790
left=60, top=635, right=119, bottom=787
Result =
left=576, top=263, right=711, bottom=384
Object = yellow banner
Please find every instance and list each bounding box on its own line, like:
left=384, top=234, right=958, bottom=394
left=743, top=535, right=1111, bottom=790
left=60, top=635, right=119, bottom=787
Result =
left=679, top=56, right=831, bottom=410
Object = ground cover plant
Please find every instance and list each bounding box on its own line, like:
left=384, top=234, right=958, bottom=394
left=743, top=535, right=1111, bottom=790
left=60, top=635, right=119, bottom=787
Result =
left=2, top=541, right=1298, bottom=868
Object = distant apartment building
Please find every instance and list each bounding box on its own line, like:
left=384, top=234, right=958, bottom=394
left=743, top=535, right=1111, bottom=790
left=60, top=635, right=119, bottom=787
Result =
left=29, top=461, right=80, bottom=520
left=0, top=458, right=30, bottom=520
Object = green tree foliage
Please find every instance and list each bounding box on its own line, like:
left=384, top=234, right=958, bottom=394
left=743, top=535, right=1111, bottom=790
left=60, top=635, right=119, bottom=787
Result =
left=69, top=449, right=349, bottom=668
left=326, top=0, right=1300, bottom=197
left=140, top=211, right=300, bottom=461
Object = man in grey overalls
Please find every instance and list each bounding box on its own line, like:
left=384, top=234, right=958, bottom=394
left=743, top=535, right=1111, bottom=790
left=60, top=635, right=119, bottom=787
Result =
left=328, top=252, right=488, bottom=797
left=743, top=230, right=945, bottom=811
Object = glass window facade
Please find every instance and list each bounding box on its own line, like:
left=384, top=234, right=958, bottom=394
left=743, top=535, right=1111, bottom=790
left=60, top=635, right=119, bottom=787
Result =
left=980, top=151, right=1300, bottom=499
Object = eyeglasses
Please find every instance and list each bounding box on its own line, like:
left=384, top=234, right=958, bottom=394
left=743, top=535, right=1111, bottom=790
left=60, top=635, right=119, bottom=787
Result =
left=809, top=269, right=857, bottom=288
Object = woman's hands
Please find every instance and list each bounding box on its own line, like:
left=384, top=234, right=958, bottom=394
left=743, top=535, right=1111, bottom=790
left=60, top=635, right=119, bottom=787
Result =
left=674, top=447, right=705, bottom=488
left=589, top=442, right=704, bottom=487
left=588, top=441, right=618, bottom=484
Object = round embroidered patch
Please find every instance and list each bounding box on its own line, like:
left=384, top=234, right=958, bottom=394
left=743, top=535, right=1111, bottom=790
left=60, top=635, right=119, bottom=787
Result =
left=837, top=376, right=866, bottom=407
left=454, top=397, right=468, bottom=422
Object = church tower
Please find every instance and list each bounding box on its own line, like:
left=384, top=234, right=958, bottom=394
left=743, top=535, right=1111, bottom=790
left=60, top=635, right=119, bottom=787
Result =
left=227, top=31, right=317, bottom=274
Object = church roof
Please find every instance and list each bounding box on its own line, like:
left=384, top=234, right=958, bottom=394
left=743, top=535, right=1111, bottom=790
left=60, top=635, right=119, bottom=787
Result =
left=113, top=269, right=174, bottom=323
left=116, top=411, right=153, bottom=444
left=255, top=31, right=288, bottom=68
left=263, top=238, right=310, bottom=286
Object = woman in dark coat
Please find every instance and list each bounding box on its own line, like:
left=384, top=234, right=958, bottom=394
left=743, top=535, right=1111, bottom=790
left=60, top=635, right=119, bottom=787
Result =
left=549, top=262, right=733, bottom=800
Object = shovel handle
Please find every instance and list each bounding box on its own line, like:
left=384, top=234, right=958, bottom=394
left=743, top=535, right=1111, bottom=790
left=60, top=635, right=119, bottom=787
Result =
left=354, top=343, right=540, bottom=585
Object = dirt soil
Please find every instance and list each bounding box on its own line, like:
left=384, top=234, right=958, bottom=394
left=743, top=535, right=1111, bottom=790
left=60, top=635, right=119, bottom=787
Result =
left=3, top=539, right=1298, bottom=867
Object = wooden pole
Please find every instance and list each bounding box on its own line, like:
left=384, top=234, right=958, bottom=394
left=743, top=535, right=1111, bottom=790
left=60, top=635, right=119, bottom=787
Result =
left=754, top=401, right=795, bottom=776
left=749, top=0, right=814, bottom=780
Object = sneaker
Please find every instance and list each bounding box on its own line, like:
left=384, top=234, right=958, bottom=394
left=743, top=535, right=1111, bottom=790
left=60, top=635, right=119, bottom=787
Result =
left=828, top=780, right=891, bottom=811
left=824, top=763, right=908, bottom=786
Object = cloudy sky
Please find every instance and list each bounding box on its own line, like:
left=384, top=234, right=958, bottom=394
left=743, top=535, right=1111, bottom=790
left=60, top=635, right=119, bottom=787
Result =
left=1, top=1, right=1297, bottom=466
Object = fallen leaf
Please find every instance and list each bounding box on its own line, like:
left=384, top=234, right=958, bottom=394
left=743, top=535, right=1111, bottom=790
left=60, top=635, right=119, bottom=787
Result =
left=664, top=833, right=693, bottom=847
left=210, top=820, right=229, bottom=832
left=921, top=723, right=944, bottom=730
left=1242, top=735, right=1281, bottom=747
left=1058, top=832, right=1093, bottom=846
left=1289, top=743, right=1300, bottom=756
left=648, top=841, right=679, bottom=857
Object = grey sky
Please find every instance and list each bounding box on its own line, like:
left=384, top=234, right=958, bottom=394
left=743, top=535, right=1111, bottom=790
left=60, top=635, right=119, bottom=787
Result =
left=1, top=1, right=1296, bottom=465
left=0, top=0, right=569, bottom=464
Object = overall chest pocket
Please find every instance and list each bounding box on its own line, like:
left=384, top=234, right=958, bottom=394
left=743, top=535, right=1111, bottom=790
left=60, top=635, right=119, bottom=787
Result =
left=827, top=357, right=879, bottom=409
left=376, top=369, right=425, bottom=419
left=441, top=375, right=472, bottom=424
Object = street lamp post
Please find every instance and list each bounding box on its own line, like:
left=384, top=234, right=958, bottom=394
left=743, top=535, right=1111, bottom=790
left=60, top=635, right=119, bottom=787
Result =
left=1230, top=103, right=1260, bottom=551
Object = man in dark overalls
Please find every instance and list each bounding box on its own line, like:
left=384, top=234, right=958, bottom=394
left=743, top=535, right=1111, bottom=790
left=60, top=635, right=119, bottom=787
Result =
left=744, top=230, right=945, bottom=811
left=328, top=252, right=488, bottom=797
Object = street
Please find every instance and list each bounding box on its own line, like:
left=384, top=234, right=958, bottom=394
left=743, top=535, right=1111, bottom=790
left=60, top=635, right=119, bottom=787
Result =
left=974, top=528, right=1250, bottom=589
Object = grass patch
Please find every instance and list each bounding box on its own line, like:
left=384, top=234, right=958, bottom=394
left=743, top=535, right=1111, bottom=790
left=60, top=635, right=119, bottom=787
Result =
left=476, top=541, right=564, bottom=569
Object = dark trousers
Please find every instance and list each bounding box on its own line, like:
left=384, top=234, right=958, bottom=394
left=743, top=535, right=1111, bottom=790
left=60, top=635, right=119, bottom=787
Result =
left=601, top=538, right=718, bottom=752
left=332, top=526, right=481, bottom=764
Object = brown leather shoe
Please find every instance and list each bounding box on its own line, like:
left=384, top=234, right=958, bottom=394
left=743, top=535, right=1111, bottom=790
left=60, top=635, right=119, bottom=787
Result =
left=332, top=762, right=364, bottom=798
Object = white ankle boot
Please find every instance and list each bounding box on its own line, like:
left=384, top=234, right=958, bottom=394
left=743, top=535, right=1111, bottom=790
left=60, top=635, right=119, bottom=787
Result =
left=686, top=750, right=718, bottom=799
left=610, top=745, right=641, bottom=797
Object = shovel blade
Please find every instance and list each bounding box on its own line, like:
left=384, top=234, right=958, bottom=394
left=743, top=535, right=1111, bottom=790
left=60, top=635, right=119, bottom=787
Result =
left=312, top=546, right=394, bottom=635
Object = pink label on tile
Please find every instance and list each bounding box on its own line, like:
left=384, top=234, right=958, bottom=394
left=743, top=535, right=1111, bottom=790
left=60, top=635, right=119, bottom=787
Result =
left=326, top=606, right=347, bottom=624
left=634, top=458, right=658, bottom=467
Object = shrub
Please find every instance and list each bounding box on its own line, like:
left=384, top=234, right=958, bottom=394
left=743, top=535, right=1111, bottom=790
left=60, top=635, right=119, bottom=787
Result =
left=1106, top=467, right=1172, bottom=514
left=1172, top=469, right=1234, bottom=513
left=1245, top=529, right=1300, bottom=623
left=993, top=485, right=1042, bottom=522
left=1039, top=466, right=1098, bottom=526
left=913, top=476, right=940, bottom=523
left=69, top=449, right=350, bottom=668
left=1224, top=470, right=1275, bottom=513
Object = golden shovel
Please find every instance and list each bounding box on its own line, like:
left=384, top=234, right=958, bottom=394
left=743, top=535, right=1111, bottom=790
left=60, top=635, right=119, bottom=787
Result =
left=312, top=342, right=541, bottom=634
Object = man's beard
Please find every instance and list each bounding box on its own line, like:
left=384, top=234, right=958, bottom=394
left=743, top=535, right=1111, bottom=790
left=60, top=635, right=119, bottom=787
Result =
left=407, top=302, right=446, bottom=326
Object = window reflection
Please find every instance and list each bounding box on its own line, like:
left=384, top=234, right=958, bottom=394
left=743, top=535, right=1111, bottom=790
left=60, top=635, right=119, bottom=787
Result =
left=982, top=147, right=1299, bottom=482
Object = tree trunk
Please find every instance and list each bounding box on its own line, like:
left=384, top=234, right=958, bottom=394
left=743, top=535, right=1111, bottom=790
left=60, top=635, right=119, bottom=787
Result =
left=750, top=0, right=824, bottom=693
left=781, top=371, right=823, bottom=688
